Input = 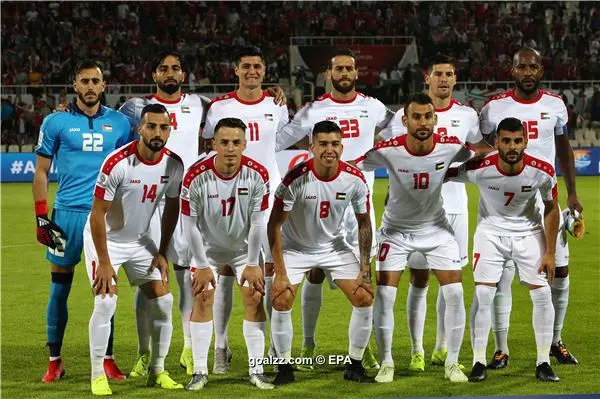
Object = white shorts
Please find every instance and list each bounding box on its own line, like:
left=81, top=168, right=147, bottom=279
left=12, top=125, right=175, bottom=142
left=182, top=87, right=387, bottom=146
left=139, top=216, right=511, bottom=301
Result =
left=343, top=191, right=377, bottom=258
left=473, top=230, right=549, bottom=286
left=408, top=213, right=469, bottom=269
left=376, top=225, right=462, bottom=272
left=150, top=200, right=191, bottom=267
left=282, top=249, right=360, bottom=286
left=83, top=227, right=162, bottom=287
left=190, top=251, right=250, bottom=288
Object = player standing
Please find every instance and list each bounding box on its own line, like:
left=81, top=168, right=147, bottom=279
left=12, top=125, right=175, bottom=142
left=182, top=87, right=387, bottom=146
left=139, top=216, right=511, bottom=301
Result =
left=202, top=47, right=289, bottom=374
left=268, top=121, right=374, bottom=385
left=355, top=93, right=471, bottom=383
left=479, top=47, right=582, bottom=368
left=379, top=54, right=491, bottom=371
left=85, top=104, right=184, bottom=395
left=275, top=48, right=397, bottom=370
left=447, top=117, right=560, bottom=382
left=181, top=118, right=273, bottom=390
left=33, top=60, right=131, bottom=383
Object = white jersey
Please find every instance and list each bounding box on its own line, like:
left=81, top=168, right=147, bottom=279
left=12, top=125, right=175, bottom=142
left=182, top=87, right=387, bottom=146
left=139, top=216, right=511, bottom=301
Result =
left=275, top=92, right=398, bottom=190
left=451, top=151, right=558, bottom=235
left=180, top=154, right=269, bottom=254
left=479, top=89, right=568, bottom=164
left=379, top=99, right=482, bottom=214
left=203, top=90, right=289, bottom=188
left=274, top=159, right=369, bottom=255
left=93, top=141, right=184, bottom=242
left=356, top=134, right=467, bottom=232
left=119, top=93, right=209, bottom=169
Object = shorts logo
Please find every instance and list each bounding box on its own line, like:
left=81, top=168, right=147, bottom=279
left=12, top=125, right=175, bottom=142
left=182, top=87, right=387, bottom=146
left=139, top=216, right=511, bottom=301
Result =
left=336, top=192, right=346, bottom=200
left=521, top=185, right=532, bottom=192
left=102, top=124, right=113, bottom=132
left=238, top=187, right=249, bottom=195
left=435, top=162, right=445, bottom=170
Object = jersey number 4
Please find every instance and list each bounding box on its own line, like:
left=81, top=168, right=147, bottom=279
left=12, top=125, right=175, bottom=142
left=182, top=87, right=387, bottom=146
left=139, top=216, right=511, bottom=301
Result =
left=142, top=184, right=158, bottom=203
left=340, top=119, right=360, bottom=138
left=169, top=113, right=178, bottom=130
left=82, top=133, right=103, bottom=152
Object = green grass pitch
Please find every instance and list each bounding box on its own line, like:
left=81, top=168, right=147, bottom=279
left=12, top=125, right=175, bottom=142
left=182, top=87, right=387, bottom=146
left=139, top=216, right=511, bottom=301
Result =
left=2, top=178, right=599, bottom=398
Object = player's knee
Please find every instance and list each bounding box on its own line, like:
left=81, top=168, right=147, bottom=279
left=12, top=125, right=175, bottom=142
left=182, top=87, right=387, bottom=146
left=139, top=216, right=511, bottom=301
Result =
left=409, top=268, right=429, bottom=287
left=264, top=262, right=275, bottom=277
left=350, top=290, right=373, bottom=308
left=306, top=268, right=326, bottom=284
left=93, top=294, right=118, bottom=316
left=271, top=291, right=293, bottom=312
left=193, top=290, right=214, bottom=309
left=554, top=266, right=569, bottom=279
left=220, top=265, right=235, bottom=276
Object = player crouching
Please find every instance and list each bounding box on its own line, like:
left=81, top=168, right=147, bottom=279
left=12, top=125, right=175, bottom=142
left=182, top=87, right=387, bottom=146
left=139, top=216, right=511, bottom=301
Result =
left=268, top=121, right=374, bottom=385
left=181, top=118, right=274, bottom=390
left=85, top=104, right=185, bottom=395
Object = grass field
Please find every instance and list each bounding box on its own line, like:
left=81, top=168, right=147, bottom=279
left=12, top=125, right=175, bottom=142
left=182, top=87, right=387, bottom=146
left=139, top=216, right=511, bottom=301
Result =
left=2, top=178, right=599, bottom=398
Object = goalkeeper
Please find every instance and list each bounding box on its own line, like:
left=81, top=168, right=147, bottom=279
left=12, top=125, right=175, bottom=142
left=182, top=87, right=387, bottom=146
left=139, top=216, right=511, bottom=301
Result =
left=32, top=60, right=132, bottom=384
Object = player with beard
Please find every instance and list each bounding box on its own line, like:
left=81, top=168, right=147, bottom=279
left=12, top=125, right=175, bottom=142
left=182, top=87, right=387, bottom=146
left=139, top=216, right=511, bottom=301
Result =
left=379, top=54, right=492, bottom=371
left=479, top=47, right=582, bottom=369
left=447, top=117, right=560, bottom=383
left=274, top=48, right=398, bottom=371
left=33, top=60, right=132, bottom=383
left=85, top=104, right=185, bottom=394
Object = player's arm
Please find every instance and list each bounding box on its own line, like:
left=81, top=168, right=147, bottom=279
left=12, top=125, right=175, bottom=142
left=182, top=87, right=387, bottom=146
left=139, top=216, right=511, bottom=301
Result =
left=275, top=106, right=310, bottom=151
left=353, top=147, right=385, bottom=171
left=355, top=211, right=373, bottom=297
left=555, top=134, right=582, bottom=213
left=267, top=203, right=291, bottom=299
left=540, top=197, right=559, bottom=283
left=266, top=86, right=287, bottom=106
left=89, top=197, right=118, bottom=296
left=468, top=139, right=494, bottom=156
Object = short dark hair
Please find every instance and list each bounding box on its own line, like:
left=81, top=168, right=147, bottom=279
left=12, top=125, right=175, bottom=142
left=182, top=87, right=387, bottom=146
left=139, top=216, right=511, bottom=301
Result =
left=74, top=60, right=104, bottom=79
left=141, top=103, right=169, bottom=121
left=427, top=53, right=455, bottom=73
left=403, top=93, right=434, bottom=115
left=151, top=51, right=185, bottom=72
left=235, top=46, right=264, bottom=65
left=312, top=120, right=342, bottom=138
left=214, top=117, right=247, bottom=136
left=496, top=117, right=524, bottom=136
left=328, top=48, right=356, bottom=69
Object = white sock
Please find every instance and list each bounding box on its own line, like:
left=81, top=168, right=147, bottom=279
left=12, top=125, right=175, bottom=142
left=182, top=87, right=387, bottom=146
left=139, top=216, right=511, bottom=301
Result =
left=89, top=295, right=117, bottom=380
left=530, top=286, right=554, bottom=365
left=175, top=268, right=194, bottom=349
left=301, top=280, right=322, bottom=349
left=434, top=287, right=447, bottom=352
left=271, top=309, right=293, bottom=360
left=264, top=276, right=274, bottom=321
left=349, top=306, right=373, bottom=360
left=550, top=275, right=569, bottom=344
left=407, top=284, right=428, bottom=355
left=213, top=275, right=234, bottom=350
left=441, top=283, right=465, bottom=366
left=243, top=320, right=266, bottom=375
left=190, top=321, right=212, bottom=374
left=134, top=288, right=151, bottom=355
left=470, top=285, right=496, bottom=366
left=374, top=285, right=397, bottom=365
left=148, top=293, right=173, bottom=374
left=492, top=262, right=514, bottom=354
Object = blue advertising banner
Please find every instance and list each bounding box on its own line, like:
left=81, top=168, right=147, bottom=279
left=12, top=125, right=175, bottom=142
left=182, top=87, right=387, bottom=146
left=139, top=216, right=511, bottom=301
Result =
left=1, top=153, right=58, bottom=182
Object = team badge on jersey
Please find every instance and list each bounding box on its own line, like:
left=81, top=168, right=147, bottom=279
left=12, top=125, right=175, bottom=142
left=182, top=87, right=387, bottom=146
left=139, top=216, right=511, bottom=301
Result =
left=521, top=185, right=532, bottom=192
left=102, top=124, right=113, bottom=132
left=238, top=187, right=249, bottom=195
left=451, top=120, right=460, bottom=127
left=360, top=110, right=369, bottom=118
left=181, top=106, right=191, bottom=113
left=435, top=162, right=445, bottom=170
left=540, top=112, right=550, bottom=120
left=264, top=113, right=274, bottom=121
left=160, top=175, right=169, bottom=184
left=336, top=192, right=346, bottom=200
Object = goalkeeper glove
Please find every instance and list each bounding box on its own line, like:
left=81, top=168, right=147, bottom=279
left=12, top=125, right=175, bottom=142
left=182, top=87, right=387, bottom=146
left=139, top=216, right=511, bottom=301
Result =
left=562, top=208, right=585, bottom=240
left=35, top=200, right=67, bottom=253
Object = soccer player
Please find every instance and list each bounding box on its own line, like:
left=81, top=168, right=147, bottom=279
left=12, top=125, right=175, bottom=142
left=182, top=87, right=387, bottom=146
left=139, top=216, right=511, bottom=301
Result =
left=85, top=104, right=184, bottom=395
left=181, top=117, right=273, bottom=390
left=447, top=117, right=560, bottom=382
left=202, top=46, right=289, bottom=374
left=479, top=47, right=582, bottom=368
left=275, top=48, right=397, bottom=370
left=33, top=60, right=131, bottom=383
left=355, top=93, right=471, bottom=383
left=379, top=54, right=491, bottom=371
left=268, top=120, right=374, bottom=385
left=118, top=51, right=209, bottom=376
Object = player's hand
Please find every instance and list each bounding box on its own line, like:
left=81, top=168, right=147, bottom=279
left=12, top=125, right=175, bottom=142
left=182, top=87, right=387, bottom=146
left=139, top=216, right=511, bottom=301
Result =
left=35, top=214, right=67, bottom=252
left=353, top=270, right=374, bottom=298
left=148, top=254, right=169, bottom=286
left=271, top=274, right=293, bottom=300
left=267, top=86, right=287, bottom=106
left=566, top=194, right=583, bottom=213
left=53, top=103, right=69, bottom=113
left=538, top=253, right=556, bottom=284
left=93, top=262, right=117, bottom=297
left=240, top=265, right=265, bottom=296
left=192, top=267, right=216, bottom=300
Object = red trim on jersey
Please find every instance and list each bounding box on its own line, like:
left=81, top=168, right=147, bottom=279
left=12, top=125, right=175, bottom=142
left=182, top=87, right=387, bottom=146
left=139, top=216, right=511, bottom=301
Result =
left=149, top=94, right=183, bottom=104
left=135, top=141, right=165, bottom=165
left=94, top=186, right=106, bottom=200
left=260, top=194, right=269, bottom=211
left=316, top=92, right=358, bottom=104
left=281, top=161, right=311, bottom=187
left=164, top=149, right=183, bottom=166
left=211, top=156, right=242, bottom=181
left=183, top=156, right=214, bottom=188
left=404, top=135, right=436, bottom=156
left=101, top=142, right=136, bottom=175
left=523, top=154, right=556, bottom=176
left=339, top=161, right=367, bottom=184
left=496, top=160, right=525, bottom=176
left=208, top=92, right=235, bottom=106
left=463, top=153, right=497, bottom=171
left=508, top=89, right=544, bottom=104
left=309, top=159, right=342, bottom=182
left=435, top=99, right=459, bottom=113
left=482, top=90, right=511, bottom=107
left=551, top=184, right=558, bottom=199
left=273, top=196, right=285, bottom=209
left=241, top=155, right=269, bottom=183
left=233, top=90, right=268, bottom=105
left=181, top=198, right=191, bottom=216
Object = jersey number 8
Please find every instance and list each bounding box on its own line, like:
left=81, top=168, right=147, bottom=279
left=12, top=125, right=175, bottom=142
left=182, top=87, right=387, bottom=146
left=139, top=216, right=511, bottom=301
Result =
left=82, top=133, right=103, bottom=152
